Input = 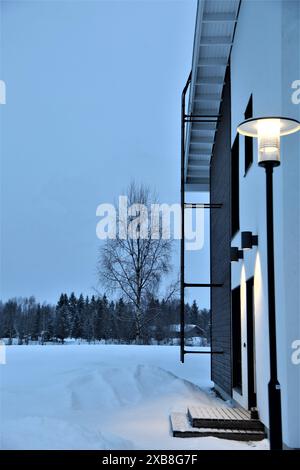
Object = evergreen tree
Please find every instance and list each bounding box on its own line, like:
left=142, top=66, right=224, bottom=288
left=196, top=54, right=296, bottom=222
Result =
left=2, top=300, right=17, bottom=344
left=88, top=295, right=97, bottom=343
left=68, top=292, right=77, bottom=337
left=154, top=299, right=167, bottom=344
left=83, top=296, right=94, bottom=343
left=0, top=293, right=212, bottom=346
left=41, top=304, right=54, bottom=342
left=114, top=298, right=127, bottom=342
left=71, top=294, right=84, bottom=340
left=190, top=300, right=199, bottom=325
left=144, top=296, right=160, bottom=343
left=93, top=297, right=103, bottom=341
left=101, top=295, right=111, bottom=342
left=55, top=294, right=69, bottom=343
left=199, top=308, right=211, bottom=343
left=31, top=304, right=42, bottom=340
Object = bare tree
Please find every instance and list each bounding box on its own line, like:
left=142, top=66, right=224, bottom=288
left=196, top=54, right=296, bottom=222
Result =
left=98, top=182, right=173, bottom=341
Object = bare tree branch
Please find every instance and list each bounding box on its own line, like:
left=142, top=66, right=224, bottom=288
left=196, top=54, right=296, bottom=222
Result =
left=98, top=181, right=174, bottom=340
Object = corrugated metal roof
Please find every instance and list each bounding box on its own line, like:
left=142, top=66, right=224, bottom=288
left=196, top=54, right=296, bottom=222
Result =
left=185, top=0, right=240, bottom=192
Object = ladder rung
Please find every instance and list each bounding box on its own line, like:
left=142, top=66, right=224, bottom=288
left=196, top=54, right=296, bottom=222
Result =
left=184, top=350, right=224, bottom=355
left=184, top=283, right=223, bottom=288
left=185, top=119, right=220, bottom=123
left=184, top=203, right=222, bottom=209
left=185, top=114, right=221, bottom=118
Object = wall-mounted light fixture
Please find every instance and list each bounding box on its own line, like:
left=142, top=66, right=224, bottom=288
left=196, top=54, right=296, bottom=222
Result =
left=241, top=231, right=258, bottom=250
left=237, top=115, right=300, bottom=451
left=231, top=247, right=243, bottom=262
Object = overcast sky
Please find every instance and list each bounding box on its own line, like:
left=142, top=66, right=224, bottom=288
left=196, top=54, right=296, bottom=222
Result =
left=0, top=0, right=211, bottom=307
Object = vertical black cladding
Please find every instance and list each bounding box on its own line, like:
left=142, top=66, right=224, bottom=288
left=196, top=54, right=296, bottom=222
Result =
left=246, top=276, right=257, bottom=408
left=210, top=65, right=232, bottom=397
left=232, top=285, right=242, bottom=392
left=231, top=134, right=240, bottom=238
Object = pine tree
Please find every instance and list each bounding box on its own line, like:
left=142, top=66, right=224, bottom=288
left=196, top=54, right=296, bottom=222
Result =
left=41, top=304, right=54, bottom=342
left=114, top=298, right=126, bottom=342
left=190, top=300, right=199, bottom=325
left=154, top=298, right=166, bottom=344
left=71, top=294, right=84, bottom=340
left=0, top=294, right=207, bottom=346
left=55, top=294, right=69, bottom=343
left=83, top=296, right=93, bottom=343
left=88, top=295, right=97, bottom=343
left=31, top=303, right=42, bottom=340
left=68, top=292, right=77, bottom=337
left=94, top=297, right=103, bottom=341
left=55, top=306, right=69, bottom=343
left=2, top=300, right=17, bottom=344
left=199, top=308, right=211, bottom=343
left=101, top=295, right=111, bottom=342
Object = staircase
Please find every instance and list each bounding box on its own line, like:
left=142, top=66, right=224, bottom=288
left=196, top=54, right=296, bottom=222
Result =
left=170, top=406, right=265, bottom=441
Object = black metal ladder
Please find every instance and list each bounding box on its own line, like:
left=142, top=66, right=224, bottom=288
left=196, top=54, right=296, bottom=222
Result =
left=180, top=73, right=223, bottom=363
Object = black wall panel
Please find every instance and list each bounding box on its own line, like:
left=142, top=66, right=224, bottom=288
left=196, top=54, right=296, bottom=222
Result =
left=210, top=65, right=232, bottom=397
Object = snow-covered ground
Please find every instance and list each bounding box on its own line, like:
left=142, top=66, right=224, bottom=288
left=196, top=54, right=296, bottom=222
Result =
left=0, top=345, right=268, bottom=450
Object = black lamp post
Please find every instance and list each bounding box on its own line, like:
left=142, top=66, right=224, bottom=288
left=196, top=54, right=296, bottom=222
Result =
left=237, top=116, right=300, bottom=450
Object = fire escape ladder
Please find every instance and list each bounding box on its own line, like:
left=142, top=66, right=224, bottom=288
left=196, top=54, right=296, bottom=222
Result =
left=180, top=73, right=223, bottom=363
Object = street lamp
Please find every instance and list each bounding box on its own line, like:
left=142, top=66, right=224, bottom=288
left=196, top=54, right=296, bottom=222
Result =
left=237, top=116, right=300, bottom=450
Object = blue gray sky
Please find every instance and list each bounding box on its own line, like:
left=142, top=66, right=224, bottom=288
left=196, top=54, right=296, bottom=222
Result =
left=0, top=0, right=210, bottom=307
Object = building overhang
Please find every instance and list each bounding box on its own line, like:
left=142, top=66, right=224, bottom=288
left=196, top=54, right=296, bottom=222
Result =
left=185, top=0, right=240, bottom=192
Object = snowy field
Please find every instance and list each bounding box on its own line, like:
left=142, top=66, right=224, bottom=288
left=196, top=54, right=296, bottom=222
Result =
left=0, top=345, right=268, bottom=450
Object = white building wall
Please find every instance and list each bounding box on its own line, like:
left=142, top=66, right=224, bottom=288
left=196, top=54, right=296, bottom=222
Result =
left=230, top=0, right=300, bottom=448
left=278, top=0, right=300, bottom=448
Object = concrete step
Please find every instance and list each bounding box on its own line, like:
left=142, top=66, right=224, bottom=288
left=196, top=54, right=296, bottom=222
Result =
left=188, top=405, right=265, bottom=431
left=170, top=412, right=265, bottom=441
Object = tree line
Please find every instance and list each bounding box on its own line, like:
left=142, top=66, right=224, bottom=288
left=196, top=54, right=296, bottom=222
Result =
left=0, top=294, right=210, bottom=345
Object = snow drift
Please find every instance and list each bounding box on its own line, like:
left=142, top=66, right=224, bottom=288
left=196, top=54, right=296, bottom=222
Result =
left=0, top=345, right=268, bottom=450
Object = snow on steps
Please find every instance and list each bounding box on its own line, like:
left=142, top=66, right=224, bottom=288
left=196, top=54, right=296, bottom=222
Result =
left=188, top=405, right=265, bottom=431
left=170, top=406, right=266, bottom=441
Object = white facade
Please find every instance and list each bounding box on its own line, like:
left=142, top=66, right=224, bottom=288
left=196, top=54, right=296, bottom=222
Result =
left=230, top=0, right=300, bottom=448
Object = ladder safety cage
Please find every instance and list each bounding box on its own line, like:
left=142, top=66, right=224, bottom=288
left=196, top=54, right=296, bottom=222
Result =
left=180, top=72, right=224, bottom=363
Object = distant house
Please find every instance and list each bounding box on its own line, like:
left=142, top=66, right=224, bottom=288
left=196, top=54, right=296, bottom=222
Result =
left=169, top=324, right=205, bottom=339
left=168, top=324, right=207, bottom=347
